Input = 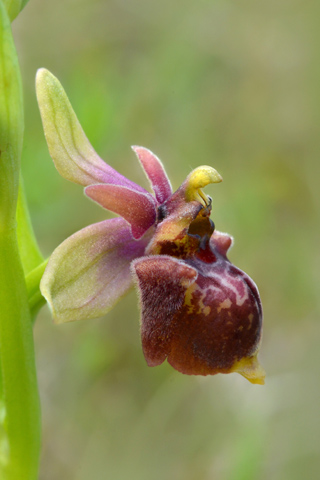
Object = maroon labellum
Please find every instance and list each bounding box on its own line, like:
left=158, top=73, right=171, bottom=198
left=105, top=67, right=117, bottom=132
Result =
left=132, top=167, right=265, bottom=384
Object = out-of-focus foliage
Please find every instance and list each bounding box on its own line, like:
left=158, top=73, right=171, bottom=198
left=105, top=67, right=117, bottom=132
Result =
left=13, top=0, right=320, bottom=479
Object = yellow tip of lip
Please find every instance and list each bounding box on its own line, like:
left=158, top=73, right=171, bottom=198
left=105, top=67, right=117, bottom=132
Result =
left=185, top=166, right=222, bottom=205
left=231, top=355, right=266, bottom=385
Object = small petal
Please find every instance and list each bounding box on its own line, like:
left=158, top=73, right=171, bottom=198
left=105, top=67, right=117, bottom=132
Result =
left=85, top=184, right=157, bottom=240
left=131, top=255, right=198, bottom=366
left=210, top=231, right=233, bottom=258
left=40, top=218, right=148, bottom=323
left=36, top=69, right=144, bottom=191
left=132, top=146, right=172, bottom=204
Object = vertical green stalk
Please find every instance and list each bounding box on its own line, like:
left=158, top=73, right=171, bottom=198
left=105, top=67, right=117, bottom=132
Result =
left=0, top=231, right=41, bottom=479
left=17, top=176, right=44, bottom=275
left=0, top=1, right=41, bottom=478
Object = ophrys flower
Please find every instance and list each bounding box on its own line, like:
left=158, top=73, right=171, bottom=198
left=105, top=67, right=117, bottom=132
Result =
left=36, top=69, right=265, bottom=384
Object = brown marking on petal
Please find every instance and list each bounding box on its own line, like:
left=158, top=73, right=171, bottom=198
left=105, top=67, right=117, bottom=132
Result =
left=148, top=196, right=215, bottom=260
left=217, top=298, right=232, bottom=313
left=147, top=206, right=201, bottom=257
left=184, top=283, right=198, bottom=314
left=196, top=286, right=211, bottom=315
left=184, top=282, right=215, bottom=316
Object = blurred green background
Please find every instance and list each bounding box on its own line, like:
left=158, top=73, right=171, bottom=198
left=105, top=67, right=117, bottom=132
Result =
left=13, top=0, right=320, bottom=479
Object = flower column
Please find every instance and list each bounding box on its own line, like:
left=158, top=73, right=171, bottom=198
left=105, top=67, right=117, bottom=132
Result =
left=0, top=1, right=41, bottom=479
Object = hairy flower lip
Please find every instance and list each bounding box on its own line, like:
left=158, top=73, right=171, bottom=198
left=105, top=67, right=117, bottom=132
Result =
left=132, top=243, right=264, bottom=383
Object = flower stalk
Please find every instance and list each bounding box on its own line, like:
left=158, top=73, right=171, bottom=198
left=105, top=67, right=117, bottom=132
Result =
left=16, top=176, right=44, bottom=275
left=0, top=231, right=41, bottom=479
left=0, top=2, right=41, bottom=478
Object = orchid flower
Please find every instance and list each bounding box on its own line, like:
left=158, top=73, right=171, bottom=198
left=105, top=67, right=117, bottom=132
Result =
left=36, top=69, right=265, bottom=385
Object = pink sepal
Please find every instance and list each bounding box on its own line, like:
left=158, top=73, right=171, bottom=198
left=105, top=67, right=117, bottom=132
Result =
left=85, top=183, right=157, bottom=239
left=132, top=146, right=172, bottom=204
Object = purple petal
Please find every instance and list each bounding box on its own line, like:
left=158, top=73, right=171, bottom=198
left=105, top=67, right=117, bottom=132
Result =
left=210, top=231, right=233, bottom=258
left=85, top=184, right=157, bottom=240
left=132, top=146, right=172, bottom=204
left=40, top=218, right=149, bottom=323
left=36, top=69, right=146, bottom=191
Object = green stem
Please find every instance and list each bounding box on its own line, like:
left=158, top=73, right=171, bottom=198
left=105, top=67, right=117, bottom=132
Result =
left=0, top=229, right=41, bottom=479
left=17, top=176, right=44, bottom=275
left=0, top=2, right=42, bottom=478
left=26, top=259, right=48, bottom=321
